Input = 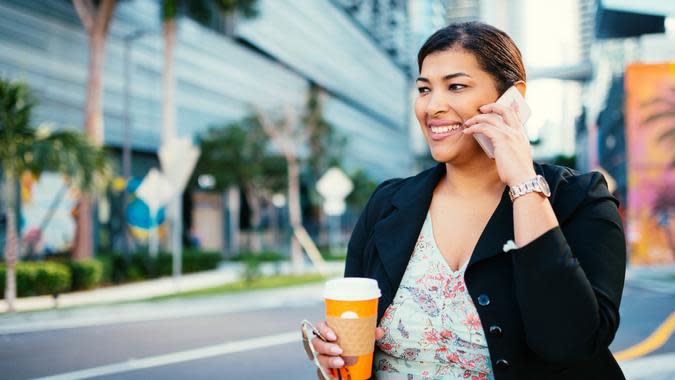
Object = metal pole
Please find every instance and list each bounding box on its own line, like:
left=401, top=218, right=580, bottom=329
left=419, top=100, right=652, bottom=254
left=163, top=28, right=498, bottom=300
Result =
left=122, top=35, right=132, bottom=258
left=122, top=30, right=146, bottom=258
left=172, top=196, right=182, bottom=291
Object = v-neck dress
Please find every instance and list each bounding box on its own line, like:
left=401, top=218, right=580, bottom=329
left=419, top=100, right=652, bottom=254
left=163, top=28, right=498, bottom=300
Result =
left=374, top=212, right=495, bottom=380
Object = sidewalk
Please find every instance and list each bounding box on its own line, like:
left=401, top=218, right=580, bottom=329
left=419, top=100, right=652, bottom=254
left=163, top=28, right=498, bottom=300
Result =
left=0, top=260, right=345, bottom=314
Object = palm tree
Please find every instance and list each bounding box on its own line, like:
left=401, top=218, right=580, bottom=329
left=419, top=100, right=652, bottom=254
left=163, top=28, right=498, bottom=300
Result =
left=159, top=0, right=257, bottom=257
left=72, top=0, right=120, bottom=261
left=1, top=78, right=110, bottom=312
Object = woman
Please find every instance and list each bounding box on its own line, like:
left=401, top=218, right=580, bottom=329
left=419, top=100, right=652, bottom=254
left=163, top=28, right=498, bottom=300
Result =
left=309, top=21, right=626, bottom=379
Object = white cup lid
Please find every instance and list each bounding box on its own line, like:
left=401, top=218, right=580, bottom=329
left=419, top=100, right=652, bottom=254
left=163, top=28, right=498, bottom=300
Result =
left=324, top=277, right=381, bottom=301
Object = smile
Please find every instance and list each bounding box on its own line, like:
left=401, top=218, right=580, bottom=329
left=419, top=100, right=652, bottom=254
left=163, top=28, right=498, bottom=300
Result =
left=429, top=123, right=463, bottom=141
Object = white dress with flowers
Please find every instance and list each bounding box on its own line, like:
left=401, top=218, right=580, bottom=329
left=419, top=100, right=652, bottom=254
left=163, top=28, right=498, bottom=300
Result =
left=374, top=212, right=495, bottom=380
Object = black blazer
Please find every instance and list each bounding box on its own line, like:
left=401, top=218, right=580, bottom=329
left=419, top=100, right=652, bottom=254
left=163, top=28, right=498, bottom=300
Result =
left=345, top=162, right=626, bottom=380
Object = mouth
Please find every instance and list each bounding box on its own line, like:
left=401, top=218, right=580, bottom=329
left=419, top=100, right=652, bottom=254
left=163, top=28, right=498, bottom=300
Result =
left=427, top=121, right=464, bottom=141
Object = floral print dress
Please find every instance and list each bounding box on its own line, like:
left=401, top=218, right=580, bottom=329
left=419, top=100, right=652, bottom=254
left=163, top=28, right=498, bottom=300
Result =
left=374, top=212, right=494, bottom=380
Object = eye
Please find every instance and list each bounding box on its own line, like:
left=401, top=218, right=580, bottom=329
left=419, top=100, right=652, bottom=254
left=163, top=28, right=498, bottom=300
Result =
left=417, top=87, right=430, bottom=95
left=449, top=84, right=467, bottom=91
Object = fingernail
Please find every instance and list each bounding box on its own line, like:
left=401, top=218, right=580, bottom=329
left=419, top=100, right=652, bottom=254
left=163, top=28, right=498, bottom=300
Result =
left=330, top=345, right=343, bottom=355
left=327, top=331, right=337, bottom=340
left=332, top=358, right=344, bottom=367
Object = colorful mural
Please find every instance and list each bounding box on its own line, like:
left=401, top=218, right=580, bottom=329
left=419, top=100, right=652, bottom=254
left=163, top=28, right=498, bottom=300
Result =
left=625, top=63, right=675, bottom=265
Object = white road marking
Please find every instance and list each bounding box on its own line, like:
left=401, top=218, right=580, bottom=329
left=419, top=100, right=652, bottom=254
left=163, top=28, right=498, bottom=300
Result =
left=33, top=331, right=300, bottom=380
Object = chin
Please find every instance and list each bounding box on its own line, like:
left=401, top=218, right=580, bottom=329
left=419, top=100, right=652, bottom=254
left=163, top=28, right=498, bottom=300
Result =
left=427, top=139, right=482, bottom=164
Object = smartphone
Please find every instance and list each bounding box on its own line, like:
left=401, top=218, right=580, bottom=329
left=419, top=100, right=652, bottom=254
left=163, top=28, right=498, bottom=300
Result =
left=473, top=86, right=531, bottom=159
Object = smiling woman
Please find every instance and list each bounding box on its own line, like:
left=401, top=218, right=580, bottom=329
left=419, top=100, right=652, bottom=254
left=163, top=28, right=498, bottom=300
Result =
left=306, top=21, right=626, bottom=380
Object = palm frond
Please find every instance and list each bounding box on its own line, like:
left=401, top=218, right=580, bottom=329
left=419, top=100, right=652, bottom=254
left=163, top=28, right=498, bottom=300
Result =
left=19, top=127, right=111, bottom=194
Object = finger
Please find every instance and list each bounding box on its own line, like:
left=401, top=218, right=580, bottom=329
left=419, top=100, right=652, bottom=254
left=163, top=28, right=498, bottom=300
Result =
left=311, top=336, right=343, bottom=356
left=465, top=113, right=504, bottom=128
left=462, top=123, right=508, bottom=139
left=317, top=354, right=345, bottom=369
left=316, top=321, right=337, bottom=341
left=479, top=103, right=521, bottom=129
left=376, top=327, right=385, bottom=340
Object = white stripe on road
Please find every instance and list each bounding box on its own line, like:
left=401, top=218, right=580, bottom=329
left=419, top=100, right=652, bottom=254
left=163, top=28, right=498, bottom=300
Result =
left=33, top=331, right=299, bottom=380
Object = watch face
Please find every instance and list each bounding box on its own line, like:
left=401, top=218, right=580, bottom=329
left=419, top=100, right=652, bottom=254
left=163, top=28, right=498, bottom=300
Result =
left=538, top=175, right=551, bottom=197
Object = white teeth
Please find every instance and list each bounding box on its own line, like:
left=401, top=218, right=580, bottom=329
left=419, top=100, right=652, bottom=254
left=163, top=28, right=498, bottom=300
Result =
left=431, top=124, right=462, bottom=134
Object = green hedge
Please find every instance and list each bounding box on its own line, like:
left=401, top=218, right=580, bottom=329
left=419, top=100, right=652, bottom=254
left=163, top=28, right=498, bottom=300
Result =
left=68, top=260, right=104, bottom=291
left=0, top=250, right=222, bottom=298
left=0, top=262, right=70, bottom=298
left=96, top=250, right=222, bottom=283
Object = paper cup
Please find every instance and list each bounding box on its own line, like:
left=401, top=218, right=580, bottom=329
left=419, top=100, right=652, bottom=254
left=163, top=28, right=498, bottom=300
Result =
left=324, top=278, right=381, bottom=380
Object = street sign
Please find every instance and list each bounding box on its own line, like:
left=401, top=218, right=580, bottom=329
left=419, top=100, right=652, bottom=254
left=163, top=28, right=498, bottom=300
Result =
left=158, top=136, right=201, bottom=196
left=136, top=168, right=173, bottom=217
left=317, top=167, right=353, bottom=216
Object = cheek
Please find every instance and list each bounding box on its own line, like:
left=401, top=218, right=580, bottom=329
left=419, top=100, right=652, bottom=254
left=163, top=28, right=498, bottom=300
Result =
left=414, top=97, right=427, bottom=124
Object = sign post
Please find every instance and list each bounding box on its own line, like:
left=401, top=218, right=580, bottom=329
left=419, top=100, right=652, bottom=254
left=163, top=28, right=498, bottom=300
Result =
left=158, top=137, right=200, bottom=290
left=316, top=167, right=353, bottom=256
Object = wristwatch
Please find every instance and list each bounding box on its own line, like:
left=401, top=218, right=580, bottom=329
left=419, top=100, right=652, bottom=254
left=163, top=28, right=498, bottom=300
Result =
left=509, top=175, right=551, bottom=201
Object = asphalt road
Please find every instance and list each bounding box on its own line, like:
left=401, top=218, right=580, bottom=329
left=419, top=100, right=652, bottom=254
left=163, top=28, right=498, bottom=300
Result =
left=0, top=285, right=673, bottom=380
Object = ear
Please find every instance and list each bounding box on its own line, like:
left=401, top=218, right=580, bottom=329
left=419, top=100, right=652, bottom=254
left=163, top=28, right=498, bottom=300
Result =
left=514, top=80, right=527, bottom=97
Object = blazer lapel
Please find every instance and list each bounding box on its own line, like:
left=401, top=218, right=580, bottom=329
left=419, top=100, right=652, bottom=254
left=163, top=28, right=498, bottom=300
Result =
left=371, top=164, right=444, bottom=293
left=467, top=187, right=514, bottom=267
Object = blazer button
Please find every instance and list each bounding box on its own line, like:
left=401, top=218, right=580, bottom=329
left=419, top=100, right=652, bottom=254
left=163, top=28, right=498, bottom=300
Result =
left=489, top=325, right=503, bottom=336
left=495, top=359, right=510, bottom=369
left=477, top=294, right=490, bottom=306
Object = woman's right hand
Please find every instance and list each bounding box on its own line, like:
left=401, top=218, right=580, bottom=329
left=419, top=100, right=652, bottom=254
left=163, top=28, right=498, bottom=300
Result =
left=310, top=321, right=385, bottom=369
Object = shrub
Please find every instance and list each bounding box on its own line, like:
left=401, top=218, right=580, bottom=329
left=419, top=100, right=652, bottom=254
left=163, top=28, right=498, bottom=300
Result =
left=34, top=262, right=70, bottom=295
left=0, top=262, right=70, bottom=298
left=68, top=260, right=103, bottom=290
left=242, top=255, right=262, bottom=284
left=182, top=251, right=221, bottom=273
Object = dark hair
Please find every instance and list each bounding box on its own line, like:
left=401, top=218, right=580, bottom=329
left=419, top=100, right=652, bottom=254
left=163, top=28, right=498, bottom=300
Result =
left=417, top=22, right=526, bottom=95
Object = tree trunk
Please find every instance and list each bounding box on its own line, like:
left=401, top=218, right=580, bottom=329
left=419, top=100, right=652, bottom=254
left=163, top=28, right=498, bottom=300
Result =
left=3, top=175, right=18, bottom=311
left=163, top=18, right=179, bottom=258
left=162, top=18, right=177, bottom=144
left=245, top=186, right=263, bottom=252
left=287, top=158, right=304, bottom=273
left=73, top=29, right=107, bottom=261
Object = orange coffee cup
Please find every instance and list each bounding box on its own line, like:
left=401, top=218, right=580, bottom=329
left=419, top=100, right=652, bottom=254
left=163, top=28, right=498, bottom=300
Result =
left=324, top=278, right=381, bottom=380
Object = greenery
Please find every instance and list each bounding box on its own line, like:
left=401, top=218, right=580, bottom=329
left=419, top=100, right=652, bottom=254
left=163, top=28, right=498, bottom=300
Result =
left=303, top=85, right=348, bottom=209
left=0, top=262, right=70, bottom=297
left=68, top=259, right=104, bottom=291
left=0, top=77, right=111, bottom=310
left=230, top=251, right=284, bottom=262
left=34, top=262, right=71, bottom=296
left=346, top=168, right=378, bottom=211
left=147, top=273, right=326, bottom=301
left=320, top=248, right=347, bottom=262
left=96, top=250, right=222, bottom=283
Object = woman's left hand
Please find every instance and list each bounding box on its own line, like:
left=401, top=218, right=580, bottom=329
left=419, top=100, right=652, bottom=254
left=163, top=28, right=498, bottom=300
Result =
left=462, top=103, right=536, bottom=187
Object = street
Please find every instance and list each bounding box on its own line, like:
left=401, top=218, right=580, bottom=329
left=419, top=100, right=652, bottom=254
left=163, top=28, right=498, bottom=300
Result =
left=0, top=283, right=673, bottom=380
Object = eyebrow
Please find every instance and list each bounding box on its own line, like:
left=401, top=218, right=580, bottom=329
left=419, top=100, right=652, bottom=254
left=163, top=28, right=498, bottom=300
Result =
left=416, top=72, right=471, bottom=82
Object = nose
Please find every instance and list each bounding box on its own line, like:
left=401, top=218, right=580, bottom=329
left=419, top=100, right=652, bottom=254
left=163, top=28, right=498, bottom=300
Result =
left=425, top=91, right=450, bottom=116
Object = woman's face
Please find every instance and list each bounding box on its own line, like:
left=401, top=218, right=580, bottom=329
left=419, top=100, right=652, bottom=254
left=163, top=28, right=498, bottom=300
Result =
left=415, top=48, right=501, bottom=164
